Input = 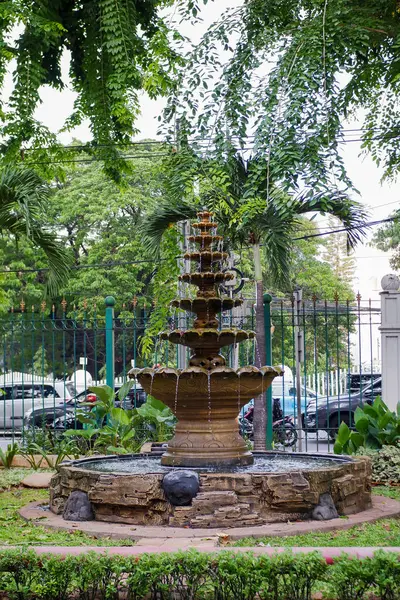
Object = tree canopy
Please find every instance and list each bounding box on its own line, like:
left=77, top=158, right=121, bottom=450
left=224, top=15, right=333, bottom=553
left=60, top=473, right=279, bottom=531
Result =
left=165, top=0, right=400, bottom=190
left=372, top=211, right=400, bottom=270
left=0, top=145, right=169, bottom=309
left=0, top=1, right=182, bottom=179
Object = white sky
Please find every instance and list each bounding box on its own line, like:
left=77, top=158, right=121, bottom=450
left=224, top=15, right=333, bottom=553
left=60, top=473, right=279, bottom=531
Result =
left=7, top=0, right=397, bottom=303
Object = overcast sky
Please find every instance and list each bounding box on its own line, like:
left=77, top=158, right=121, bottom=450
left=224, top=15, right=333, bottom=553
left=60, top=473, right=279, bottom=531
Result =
left=7, top=0, right=396, bottom=302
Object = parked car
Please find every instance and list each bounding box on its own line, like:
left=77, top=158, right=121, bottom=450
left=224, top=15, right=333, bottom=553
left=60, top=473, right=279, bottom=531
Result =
left=347, top=373, right=381, bottom=394
left=240, top=384, right=317, bottom=417
left=0, top=380, right=77, bottom=431
left=302, top=377, right=382, bottom=438
left=24, top=382, right=146, bottom=430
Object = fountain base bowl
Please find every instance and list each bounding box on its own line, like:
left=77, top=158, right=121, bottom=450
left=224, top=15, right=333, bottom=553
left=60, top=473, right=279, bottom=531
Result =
left=50, top=452, right=372, bottom=529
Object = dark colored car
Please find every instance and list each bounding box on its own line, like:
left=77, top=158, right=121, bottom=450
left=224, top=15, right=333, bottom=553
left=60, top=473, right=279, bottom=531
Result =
left=24, top=383, right=147, bottom=430
left=302, top=377, right=382, bottom=438
left=347, top=373, right=381, bottom=394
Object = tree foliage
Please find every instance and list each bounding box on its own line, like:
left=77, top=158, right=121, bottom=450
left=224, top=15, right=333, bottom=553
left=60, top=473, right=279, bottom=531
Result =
left=0, top=166, right=70, bottom=297
left=0, top=145, right=177, bottom=311
left=143, top=149, right=367, bottom=287
left=373, top=210, right=400, bottom=270
left=165, top=0, right=400, bottom=188
left=321, top=217, right=356, bottom=286
left=0, top=1, right=182, bottom=179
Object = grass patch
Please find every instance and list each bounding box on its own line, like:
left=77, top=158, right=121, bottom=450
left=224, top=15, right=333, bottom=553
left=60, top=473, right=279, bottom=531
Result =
left=0, top=468, right=54, bottom=489
left=373, top=484, right=400, bottom=501
left=0, top=468, right=136, bottom=546
left=232, top=486, right=400, bottom=548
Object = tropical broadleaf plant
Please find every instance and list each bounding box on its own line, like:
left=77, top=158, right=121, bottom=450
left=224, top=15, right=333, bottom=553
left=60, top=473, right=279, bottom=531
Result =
left=334, top=396, right=400, bottom=455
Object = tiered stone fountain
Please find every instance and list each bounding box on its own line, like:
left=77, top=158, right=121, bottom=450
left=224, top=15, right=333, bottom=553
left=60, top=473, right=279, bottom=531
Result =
left=49, top=212, right=372, bottom=529
left=131, top=210, right=280, bottom=467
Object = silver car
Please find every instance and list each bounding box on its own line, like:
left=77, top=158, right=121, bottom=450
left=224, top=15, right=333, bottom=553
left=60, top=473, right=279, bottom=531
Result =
left=0, top=380, right=76, bottom=431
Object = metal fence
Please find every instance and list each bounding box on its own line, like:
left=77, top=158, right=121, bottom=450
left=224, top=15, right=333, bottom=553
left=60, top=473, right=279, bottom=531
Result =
left=0, top=295, right=381, bottom=453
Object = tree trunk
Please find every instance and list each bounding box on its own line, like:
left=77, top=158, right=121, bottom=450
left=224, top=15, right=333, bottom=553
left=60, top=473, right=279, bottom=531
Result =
left=252, top=242, right=267, bottom=452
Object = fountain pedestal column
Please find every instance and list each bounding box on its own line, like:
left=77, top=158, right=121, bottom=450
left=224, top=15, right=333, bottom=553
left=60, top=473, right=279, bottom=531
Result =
left=161, top=416, right=253, bottom=467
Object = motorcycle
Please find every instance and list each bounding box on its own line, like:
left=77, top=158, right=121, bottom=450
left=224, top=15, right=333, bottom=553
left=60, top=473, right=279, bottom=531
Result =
left=239, top=399, right=298, bottom=448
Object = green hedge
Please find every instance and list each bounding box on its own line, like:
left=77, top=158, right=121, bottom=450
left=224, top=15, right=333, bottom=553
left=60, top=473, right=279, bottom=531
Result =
left=0, top=549, right=399, bottom=599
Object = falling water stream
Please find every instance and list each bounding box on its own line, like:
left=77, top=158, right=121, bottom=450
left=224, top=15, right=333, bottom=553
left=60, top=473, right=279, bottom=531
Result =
left=174, top=374, right=180, bottom=415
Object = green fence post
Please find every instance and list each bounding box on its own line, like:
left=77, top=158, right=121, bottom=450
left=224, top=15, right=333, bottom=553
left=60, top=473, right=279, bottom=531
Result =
left=105, top=296, right=115, bottom=390
left=263, top=293, right=273, bottom=450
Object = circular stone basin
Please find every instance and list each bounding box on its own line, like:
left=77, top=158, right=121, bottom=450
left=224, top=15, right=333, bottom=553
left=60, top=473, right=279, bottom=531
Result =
left=49, top=452, right=372, bottom=529
left=70, top=453, right=352, bottom=474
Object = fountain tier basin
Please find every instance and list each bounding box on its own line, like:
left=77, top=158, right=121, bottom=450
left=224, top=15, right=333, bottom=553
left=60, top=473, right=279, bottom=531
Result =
left=50, top=452, right=372, bottom=529
left=129, top=366, right=280, bottom=467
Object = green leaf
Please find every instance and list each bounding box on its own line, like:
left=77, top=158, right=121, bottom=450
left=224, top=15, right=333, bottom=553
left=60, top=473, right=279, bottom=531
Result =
left=333, top=441, right=343, bottom=455
left=109, top=407, right=131, bottom=426
left=337, top=421, right=350, bottom=445
left=364, top=434, right=382, bottom=450
left=349, top=431, right=364, bottom=450
left=107, top=446, right=129, bottom=455
left=118, top=380, right=135, bottom=402
left=363, top=404, right=379, bottom=419
left=88, top=385, right=114, bottom=404
left=354, top=417, right=369, bottom=435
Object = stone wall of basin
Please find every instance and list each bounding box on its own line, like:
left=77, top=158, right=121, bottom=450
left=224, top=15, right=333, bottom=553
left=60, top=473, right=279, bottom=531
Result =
left=49, top=454, right=372, bottom=529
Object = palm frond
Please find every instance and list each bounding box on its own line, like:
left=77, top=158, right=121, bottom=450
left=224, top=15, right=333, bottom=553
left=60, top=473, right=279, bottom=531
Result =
left=289, top=190, right=369, bottom=250
left=30, top=229, right=71, bottom=297
left=0, top=167, right=49, bottom=236
left=257, top=209, right=294, bottom=289
left=141, top=201, right=198, bottom=256
left=0, top=166, right=71, bottom=295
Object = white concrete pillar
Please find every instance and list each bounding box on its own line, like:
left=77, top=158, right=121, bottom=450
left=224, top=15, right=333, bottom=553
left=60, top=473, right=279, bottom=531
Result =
left=380, top=274, right=400, bottom=411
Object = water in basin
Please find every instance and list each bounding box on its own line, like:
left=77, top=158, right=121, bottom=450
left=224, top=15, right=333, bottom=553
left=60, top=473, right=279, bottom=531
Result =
left=73, top=453, right=351, bottom=474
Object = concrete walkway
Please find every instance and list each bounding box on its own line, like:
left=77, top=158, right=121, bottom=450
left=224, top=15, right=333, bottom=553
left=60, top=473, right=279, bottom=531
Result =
left=19, top=495, right=400, bottom=543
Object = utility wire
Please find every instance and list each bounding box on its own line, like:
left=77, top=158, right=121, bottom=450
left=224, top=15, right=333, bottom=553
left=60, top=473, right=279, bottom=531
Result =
left=3, top=216, right=397, bottom=275
left=16, top=126, right=399, bottom=152
left=293, top=216, right=398, bottom=241
left=18, top=131, right=400, bottom=165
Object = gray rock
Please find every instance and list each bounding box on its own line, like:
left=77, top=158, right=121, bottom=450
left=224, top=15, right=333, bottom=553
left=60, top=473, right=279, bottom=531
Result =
left=63, top=490, right=94, bottom=521
left=163, top=470, right=200, bottom=506
left=312, top=493, right=339, bottom=520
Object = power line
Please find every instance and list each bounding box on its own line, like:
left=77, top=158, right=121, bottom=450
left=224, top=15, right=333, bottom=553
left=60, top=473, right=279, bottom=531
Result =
left=293, top=216, right=398, bottom=241
left=317, top=199, right=400, bottom=227
left=0, top=257, right=172, bottom=275
left=18, top=130, right=400, bottom=164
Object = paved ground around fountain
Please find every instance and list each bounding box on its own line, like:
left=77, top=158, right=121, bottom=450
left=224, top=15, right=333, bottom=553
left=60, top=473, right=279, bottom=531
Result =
left=20, top=495, right=400, bottom=547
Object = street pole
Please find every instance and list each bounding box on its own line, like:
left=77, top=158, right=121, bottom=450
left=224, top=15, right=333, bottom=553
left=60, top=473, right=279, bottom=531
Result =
left=263, top=293, right=273, bottom=450
left=105, top=296, right=115, bottom=390
left=293, top=288, right=304, bottom=451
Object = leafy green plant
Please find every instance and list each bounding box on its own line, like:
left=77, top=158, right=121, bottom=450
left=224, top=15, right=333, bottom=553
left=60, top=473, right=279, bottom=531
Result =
left=356, top=446, right=400, bottom=485
left=65, top=383, right=146, bottom=455
left=334, top=397, right=400, bottom=454
left=0, top=442, right=19, bottom=469
left=19, top=447, right=45, bottom=470
left=2, top=549, right=400, bottom=600
left=326, top=551, right=400, bottom=600
left=94, top=408, right=142, bottom=455
left=22, top=440, right=80, bottom=469
left=133, top=395, right=175, bottom=443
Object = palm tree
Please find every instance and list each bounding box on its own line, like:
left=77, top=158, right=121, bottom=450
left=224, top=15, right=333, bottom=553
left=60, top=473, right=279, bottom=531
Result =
left=0, top=166, right=70, bottom=295
left=143, top=152, right=368, bottom=450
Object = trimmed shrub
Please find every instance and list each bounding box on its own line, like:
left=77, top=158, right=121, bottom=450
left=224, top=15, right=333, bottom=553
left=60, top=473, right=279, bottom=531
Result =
left=0, top=549, right=399, bottom=599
